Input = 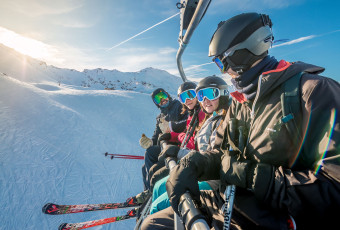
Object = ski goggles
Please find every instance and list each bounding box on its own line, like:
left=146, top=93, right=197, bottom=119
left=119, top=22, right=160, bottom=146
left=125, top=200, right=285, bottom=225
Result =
left=153, top=91, right=168, bottom=105
left=212, top=56, right=229, bottom=74
left=178, top=89, right=196, bottom=103
left=197, top=87, right=223, bottom=102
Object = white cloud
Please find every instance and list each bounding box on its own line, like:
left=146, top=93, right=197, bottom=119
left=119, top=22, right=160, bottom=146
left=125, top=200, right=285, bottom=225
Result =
left=159, top=47, right=177, bottom=55
left=273, top=35, right=316, bottom=48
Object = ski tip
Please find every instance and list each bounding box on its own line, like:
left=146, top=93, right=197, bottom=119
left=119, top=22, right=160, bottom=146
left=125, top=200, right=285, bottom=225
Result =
left=42, top=203, right=59, bottom=215
left=42, top=203, right=53, bottom=213
left=58, top=223, right=67, bottom=230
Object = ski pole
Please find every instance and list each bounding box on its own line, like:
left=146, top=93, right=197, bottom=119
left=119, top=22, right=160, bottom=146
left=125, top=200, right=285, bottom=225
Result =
left=223, top=119, right=238, bottom=230
left=180, top=108, right=199, bottom=148
left=104, top=152, right=144, bottom=160
left=223, top=185, right=236, bottom=230
left=166, top=157, right=210, bottom=230
left=108, top=155, right=144, bottom=160
left=104, top=152, right=144, bottom=158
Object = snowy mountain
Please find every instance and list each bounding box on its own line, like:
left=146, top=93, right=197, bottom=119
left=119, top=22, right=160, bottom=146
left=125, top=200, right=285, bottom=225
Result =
left=0, top=44, right=182, bottom=95
left=0, top=44, right=184, bottom=229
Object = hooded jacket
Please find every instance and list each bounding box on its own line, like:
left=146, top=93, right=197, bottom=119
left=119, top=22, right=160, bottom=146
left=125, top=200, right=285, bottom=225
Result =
left=197, top=60, right=340, bottom=229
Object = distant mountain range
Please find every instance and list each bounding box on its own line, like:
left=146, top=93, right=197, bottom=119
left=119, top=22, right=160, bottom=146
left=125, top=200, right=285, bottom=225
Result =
left=0, top=44, right=183, bottom=96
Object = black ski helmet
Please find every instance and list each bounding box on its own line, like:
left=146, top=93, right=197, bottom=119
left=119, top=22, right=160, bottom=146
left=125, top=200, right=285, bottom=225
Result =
left=195, top=75, right=228, bottom=92
left=209, top=13, right=273, bottom=74
left=151, top=88, right=171, bottom=107
left=196, top=76, right=229, bottom=112
left=177, top=81, right=197, bottom=96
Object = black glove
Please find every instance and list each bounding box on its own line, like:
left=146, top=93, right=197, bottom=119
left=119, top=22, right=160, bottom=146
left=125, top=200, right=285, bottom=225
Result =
left=150, top=166, right=169, bottom=190
left=158, top=145, right=180, bottom=162
left=157, top=133, right=172, bottom=144
left=166, top=151, right=205, bottom=216
left=220, top=151, right=256, bottom=189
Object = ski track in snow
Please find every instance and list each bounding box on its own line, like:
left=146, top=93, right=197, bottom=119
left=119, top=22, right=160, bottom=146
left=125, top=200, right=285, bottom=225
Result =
left=0, top=54, right=179, bottom=230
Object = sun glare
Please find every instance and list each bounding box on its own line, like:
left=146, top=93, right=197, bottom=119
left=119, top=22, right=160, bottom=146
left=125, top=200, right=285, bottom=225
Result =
left=0, top=27, right=51, bottom=60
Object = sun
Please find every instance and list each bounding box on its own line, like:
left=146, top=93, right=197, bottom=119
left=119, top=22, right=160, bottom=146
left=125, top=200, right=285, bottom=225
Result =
left=0, top=27, right=51, bottom=60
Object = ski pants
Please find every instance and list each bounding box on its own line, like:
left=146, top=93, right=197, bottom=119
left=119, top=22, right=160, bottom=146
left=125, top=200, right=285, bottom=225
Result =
left=141, top=190, right=225, bottom=230
left=142, top=188, right=296, bottom=230
left=150, top=175, right=212, bottom=215
left=142, top=145, right=161, bottom=190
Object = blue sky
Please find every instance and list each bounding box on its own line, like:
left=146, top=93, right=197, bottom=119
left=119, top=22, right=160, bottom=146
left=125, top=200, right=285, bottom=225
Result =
left=0, top=0, right=339, bottom=82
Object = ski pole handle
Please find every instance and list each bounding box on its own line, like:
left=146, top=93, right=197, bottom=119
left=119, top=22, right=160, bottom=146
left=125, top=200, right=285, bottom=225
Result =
left=165, top=157, right=177, bottom=171
left=165, top=157, right=209, bottom=230
left=178, top=192, right=210, bottom=230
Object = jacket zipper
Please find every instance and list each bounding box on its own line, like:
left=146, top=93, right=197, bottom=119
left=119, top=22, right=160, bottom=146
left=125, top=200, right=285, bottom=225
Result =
left=251, top=74, right=263, bottom=119
left=244, top=74, right=264, bottom=158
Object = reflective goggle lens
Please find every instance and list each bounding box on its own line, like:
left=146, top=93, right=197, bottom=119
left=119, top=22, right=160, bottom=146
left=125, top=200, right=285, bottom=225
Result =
left=178, top=89, right=196, bottom=103
left=213, top=57, right=227, bottom=73
left=197, top=88, right=221, bottom=102
left=153, top=91, right=168, bottom=104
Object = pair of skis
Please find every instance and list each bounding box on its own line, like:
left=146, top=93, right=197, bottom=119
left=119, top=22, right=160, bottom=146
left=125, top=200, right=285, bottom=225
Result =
left=43, top=200, right=140, bottom=230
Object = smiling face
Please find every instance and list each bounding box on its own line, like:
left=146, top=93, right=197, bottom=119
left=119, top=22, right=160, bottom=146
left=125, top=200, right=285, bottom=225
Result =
left=184, top=97, right=198, bottom=110
left=202, top=97, right=219, bottom=114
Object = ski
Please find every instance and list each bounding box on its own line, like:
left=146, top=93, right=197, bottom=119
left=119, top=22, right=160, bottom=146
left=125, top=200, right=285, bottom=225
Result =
left=42, top=200, right=139, bottom=215
left=104, top=152, right=144, bottom=160
left=58, top=208, right=137, bottom=230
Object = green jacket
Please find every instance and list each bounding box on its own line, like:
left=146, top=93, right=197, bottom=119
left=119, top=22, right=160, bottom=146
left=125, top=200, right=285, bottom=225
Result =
left=199, top=60, right=340, bottom=229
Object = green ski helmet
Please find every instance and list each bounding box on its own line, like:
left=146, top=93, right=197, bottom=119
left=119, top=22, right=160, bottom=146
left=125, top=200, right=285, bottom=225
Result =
left=209, top=13, right=273, bottom=74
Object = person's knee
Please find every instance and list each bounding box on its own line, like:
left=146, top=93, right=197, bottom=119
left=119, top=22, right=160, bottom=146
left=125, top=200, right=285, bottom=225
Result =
left=140, top=215, right=154, bottom=230
left=145, top=146, right=161, bottom=159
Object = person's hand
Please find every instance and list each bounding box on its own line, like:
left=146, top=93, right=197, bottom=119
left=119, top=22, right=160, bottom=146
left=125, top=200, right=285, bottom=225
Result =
left=220, top=151, right=255, bottom=189
left=157, top=133, right=171, bottom=143
left=166, top=151, right=204, bottom=216
left=139, top=134, right=152, bottom=149
left=158, top=145, right=180, bottom=162
left=159, top=117, right=170, bottom=134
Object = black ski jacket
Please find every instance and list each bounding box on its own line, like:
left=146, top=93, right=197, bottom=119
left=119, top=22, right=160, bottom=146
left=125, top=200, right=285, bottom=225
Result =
left=151, top=99, right=187, bottom=145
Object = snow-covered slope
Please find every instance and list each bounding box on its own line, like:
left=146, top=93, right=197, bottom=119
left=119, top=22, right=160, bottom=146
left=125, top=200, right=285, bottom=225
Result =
left=0, top=44, right=184, bottom=229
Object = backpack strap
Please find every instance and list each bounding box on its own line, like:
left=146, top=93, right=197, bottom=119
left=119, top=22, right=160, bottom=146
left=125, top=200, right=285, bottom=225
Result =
left=280, top=72, right=303, bottom=146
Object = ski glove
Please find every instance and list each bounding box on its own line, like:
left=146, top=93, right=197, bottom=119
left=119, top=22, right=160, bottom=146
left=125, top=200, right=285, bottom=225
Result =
left=157, top=133, right=172, bottom=143
left=220, top=151, right=256, bottom=189
left=159, top=117, right=170, bottom=134
left=139, top=134, right=152, bottom=149
left=166, top=150, right=205, bottom=216
left=158, top=145, right=180, bottom=162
